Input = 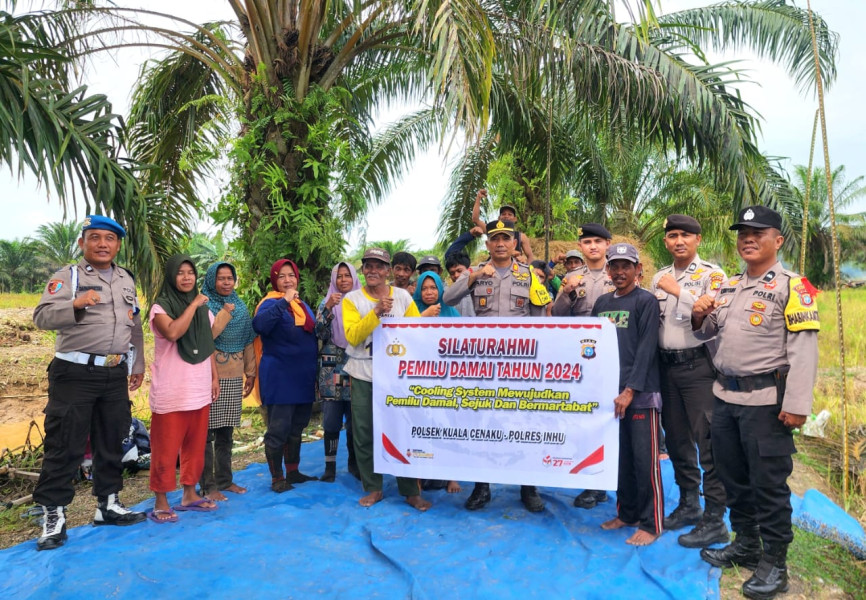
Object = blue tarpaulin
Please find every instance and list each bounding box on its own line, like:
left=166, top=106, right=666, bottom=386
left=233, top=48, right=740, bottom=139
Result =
left=0, top=439, right=859, bottom=599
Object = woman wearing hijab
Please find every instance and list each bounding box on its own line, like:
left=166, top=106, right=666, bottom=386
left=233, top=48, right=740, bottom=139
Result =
left=148, top=255, right=219, bottom=522
left=315, top=262, right=361, bottom=482
left=198, top=262, right=257, bottom=501
left=413, top=271, right=461, bottom=318
left=253, top=259, right=318, bottom=493
left=412, top=271, right=462, bottom=494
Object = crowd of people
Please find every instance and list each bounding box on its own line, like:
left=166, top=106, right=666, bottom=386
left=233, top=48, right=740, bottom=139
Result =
left=28, top=198, right=819, bottom=599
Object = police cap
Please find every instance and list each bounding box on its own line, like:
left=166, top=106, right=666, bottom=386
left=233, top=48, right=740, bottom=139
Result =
left=486, top=219, right=516, bottom=237
left=729, top=205, right=783, bottom=231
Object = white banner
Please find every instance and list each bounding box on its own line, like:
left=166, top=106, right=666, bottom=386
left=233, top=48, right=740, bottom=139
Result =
left=372, top=317, right=620, bottom=489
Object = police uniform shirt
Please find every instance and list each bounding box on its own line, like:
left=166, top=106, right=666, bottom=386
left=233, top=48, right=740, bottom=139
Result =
left=551, top=264, right=614, bottom=317
left=34, top=259, right=145, bottom=374
left=442, top=259, right=548, bottom=317
left=651, top=256, right=725, bottom=350
left=695, top=261, right=818, bottom=415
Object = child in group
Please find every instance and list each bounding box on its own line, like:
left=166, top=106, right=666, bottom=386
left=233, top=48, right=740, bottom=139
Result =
left=593, top=243, right=664, bottom=546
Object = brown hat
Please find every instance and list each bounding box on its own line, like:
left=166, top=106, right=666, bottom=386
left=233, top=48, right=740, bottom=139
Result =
left=362, top=247, right=391, bottom=264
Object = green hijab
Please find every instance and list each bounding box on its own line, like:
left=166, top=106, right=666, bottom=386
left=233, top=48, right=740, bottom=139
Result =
left=154, top=254, right=215, bottom=365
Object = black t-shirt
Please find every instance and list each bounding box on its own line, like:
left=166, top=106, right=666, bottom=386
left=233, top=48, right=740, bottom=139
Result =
left=592, top=287, right=660, bottom=398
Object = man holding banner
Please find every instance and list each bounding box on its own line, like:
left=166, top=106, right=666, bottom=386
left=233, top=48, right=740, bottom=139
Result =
left=342, top=247, right=432, bottom=512
left=443, top=219, right=551, bottom=512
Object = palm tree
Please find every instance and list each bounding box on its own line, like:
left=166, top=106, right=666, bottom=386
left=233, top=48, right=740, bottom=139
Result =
left=436, top=1, right=838, bottom=251
left=781, top=165, right=866, bottom=287
left=0, top=6, right=163, bottom=289
left=35, top=221, right=82, bottom=270
left=0, top=238, right=49, bottom=292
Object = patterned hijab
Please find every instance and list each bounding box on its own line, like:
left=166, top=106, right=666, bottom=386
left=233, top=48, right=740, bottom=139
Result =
left=413, top=272, right=460, bottom=317
left=325, top=262, right=360, bottom=348
left=201, top=262, right=256, bottom=353
left=153, top=255, right=215, bottom=364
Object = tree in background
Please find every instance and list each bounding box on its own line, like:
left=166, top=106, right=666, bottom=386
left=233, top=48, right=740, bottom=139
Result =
left=781, top=165, right=866, bottom=287
left=0, top=239, right=49, bottom=293
left=34, top=221, right=82, bottom=271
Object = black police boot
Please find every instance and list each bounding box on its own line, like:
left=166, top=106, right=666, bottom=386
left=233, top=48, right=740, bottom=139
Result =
left=573, top=489, right=608, bottom=509
left=700, top=527, right=761, bottom=570
left=520, top=485, right=545, bottom=513
left=678, top=501, right=730, bottom=548
left=36, top=506, right=67, bottom=551
left=93, top=494, right=146, bottom=526
left=464, top=482, right=491, bottom=511
left=742, top=544, right=788, bottom=600
left=663, top=487, right=703, bottom=531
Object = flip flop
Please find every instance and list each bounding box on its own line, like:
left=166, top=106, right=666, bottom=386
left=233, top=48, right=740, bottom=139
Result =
left=147, top=509, right=178, bottom=524
left=173, top=498, right=218, bottom=512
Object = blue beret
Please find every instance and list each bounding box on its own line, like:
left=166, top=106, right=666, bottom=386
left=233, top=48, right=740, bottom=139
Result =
left=82, top=215, right=125, bottom=238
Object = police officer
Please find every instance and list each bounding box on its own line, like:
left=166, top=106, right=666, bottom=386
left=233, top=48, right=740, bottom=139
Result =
left=650, top=215, right=729, bottom=548
left=551, top=223, right=615, bottom=509
left=443, top=219, right=550, bottom=512
left=32, top=215, right=146, bottom=551
left=692, top=206, right=819, bottom=599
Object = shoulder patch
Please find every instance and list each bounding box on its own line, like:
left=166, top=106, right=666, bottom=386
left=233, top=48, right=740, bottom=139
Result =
left=47, top=280, right=63, bottom=295
left=784, top=276, right=820, bottom=332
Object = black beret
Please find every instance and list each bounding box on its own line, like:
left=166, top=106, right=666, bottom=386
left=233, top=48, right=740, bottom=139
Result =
left=664, top=214, right=701, bottom=234
left=729, top=205, right=783, bottom=231
left=578, top=223, right=611, bottom=240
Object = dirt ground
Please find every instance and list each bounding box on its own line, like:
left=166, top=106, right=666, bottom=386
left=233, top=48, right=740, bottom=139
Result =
left=0, top=308, right=862, bottom=598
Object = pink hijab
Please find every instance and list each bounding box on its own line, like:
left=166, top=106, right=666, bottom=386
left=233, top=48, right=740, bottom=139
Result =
left=327, top=262, right=360, bottom=348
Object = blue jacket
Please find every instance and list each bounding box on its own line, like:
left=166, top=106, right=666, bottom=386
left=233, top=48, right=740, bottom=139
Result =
left=253, top=298, right=318, bottom=405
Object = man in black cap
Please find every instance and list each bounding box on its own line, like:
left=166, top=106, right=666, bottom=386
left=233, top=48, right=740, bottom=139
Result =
left=443, top=219, right=550, bottom=512
left=551, top=222, right=616, bottom=509
left=391, top=251, right=417, bottom=290
left=650, top=215, right=729, bottom=548
left=31, top=215, right=147, bottom=551
left=417, top=255, right=443, bottom=276
left=692, top=205, right=819, bottom=599
left=471, top=189, right=535, bottom=262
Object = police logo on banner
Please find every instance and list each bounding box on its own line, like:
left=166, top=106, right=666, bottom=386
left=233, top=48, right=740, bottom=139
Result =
left=580, top=338, right=597, bottom=360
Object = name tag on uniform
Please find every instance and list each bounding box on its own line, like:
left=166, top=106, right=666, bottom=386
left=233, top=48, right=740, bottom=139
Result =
left=79, top=286, right=103, bottom=292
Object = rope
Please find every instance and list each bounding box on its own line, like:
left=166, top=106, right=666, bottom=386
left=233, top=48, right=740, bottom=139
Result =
left=800, top=110, right=818, bottom=274
left=807, top=0, right=850, bottom=502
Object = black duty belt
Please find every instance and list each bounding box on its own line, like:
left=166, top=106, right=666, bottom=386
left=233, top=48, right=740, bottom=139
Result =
left=716, top=370, right=787, bottom=393
left=659, top=346, right=706, bottom=365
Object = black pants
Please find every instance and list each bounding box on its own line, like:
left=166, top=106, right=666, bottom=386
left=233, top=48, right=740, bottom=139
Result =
left=200, top=426, right=234, bottom=493
left=660, top=353, right=725, bottom=505
left=33, top=359, right=131, bottom=507
left=712, top=398, right=795, bottom=546
left=322, top=400, right=352, bottom=435
left=263, top=403, right=313, bottom=452
left=617, top=407, right=664, bottom=535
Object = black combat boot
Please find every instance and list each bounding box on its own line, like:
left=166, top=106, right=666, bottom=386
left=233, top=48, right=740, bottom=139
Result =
left=464, top=482, right=491, bottom=510
left=520, top=485, right=545, bottom=513
left=573, top=489, right=608, bottom=509
left=93, top=493, right=146, bottom=526
left=663, top=487, right=702, bottom=531
left=679, top=501, right=729, bottom=548
left=36, top=506, right=67, bottom=551
left=742, top=544, right=788, bottom=599
left=700, top=527, right=761, bottom=570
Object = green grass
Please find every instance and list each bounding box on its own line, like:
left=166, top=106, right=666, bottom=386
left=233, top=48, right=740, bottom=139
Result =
left=0, top=293, right=40, bottom=310
left=788, top=527, right=866, bottom=596
left=817, top=287, right=866, bottom=370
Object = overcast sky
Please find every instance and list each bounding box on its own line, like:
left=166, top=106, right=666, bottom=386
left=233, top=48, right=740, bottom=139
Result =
left=2, top=0, right=862, bottom=252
